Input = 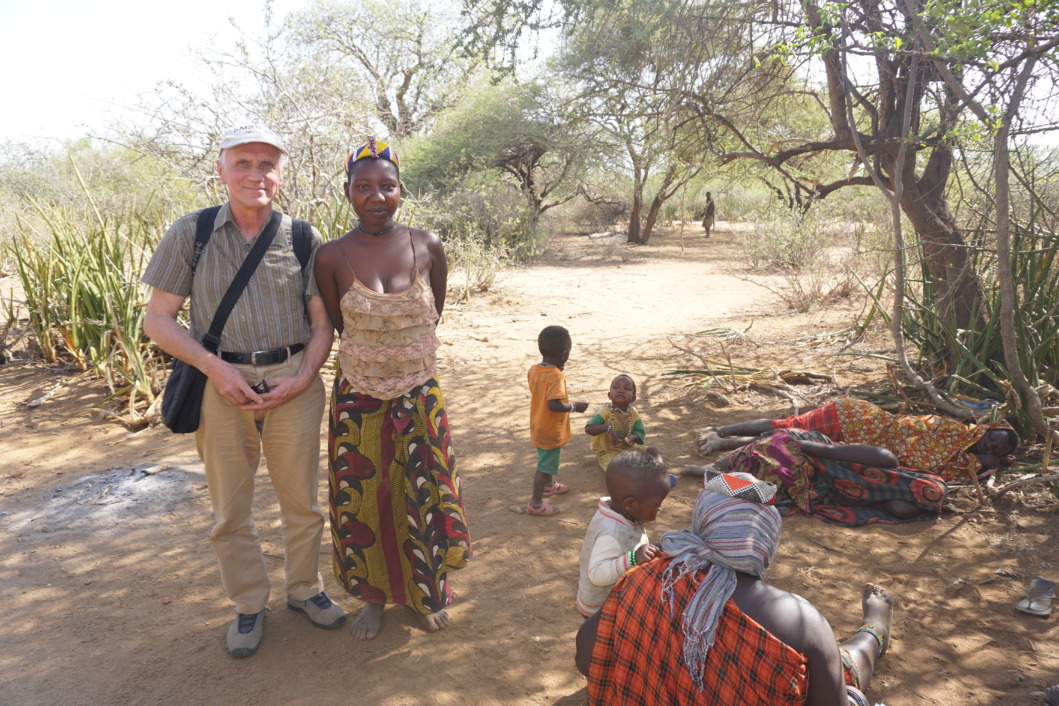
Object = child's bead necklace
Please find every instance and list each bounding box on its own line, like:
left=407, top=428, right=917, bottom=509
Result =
left=607, top=404, right=632, bottom=437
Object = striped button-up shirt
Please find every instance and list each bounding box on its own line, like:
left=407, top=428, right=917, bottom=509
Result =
left=141, top=203, right=322, bottom=353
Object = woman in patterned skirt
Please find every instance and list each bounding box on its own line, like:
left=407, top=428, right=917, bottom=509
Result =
left=314, top=138, right=470, bottom=639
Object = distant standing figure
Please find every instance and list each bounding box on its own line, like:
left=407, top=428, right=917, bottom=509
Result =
left=701, top=192, right=716, bottom=238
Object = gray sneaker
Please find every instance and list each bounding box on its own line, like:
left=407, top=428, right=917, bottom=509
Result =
left=226, top=611, right=264, bottom=658
left=287, top=591, right=346, bottom=629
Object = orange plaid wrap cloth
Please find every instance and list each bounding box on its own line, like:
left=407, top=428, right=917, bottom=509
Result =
left=587, top=557, right=809, bottom=705
left=772, top=397, right=992, bottom=481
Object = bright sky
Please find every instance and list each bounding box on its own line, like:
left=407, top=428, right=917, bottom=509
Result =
left=0, top=0, right=312, bottom=144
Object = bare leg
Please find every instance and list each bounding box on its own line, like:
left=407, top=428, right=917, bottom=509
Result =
left=350, top=602, right=384, bottom=640
left=838, top=584, right=894, bottom=692
left=719, top=420, right=774, bottom=437
left=531, top=471, right=552, bottom=506
left=696, top=430, right=759, bottom=456
left=681, top=454, right=734, bottom=478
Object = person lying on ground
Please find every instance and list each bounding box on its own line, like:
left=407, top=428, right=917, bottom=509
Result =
left=683, top=430, right=951, bottom=526
left=576, top=472, right=894, bottom=705
left=584, top=374, right=646, bottom=472
left=697, top=396, right=1018, bottom=482
left=576, top=447, right=673, bottom=617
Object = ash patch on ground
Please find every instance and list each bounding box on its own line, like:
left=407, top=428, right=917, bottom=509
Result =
left=2, top=465, right=207, bottom=533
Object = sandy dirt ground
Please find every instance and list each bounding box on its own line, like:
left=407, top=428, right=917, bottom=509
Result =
left=1, top=224, right=1057, bottom=705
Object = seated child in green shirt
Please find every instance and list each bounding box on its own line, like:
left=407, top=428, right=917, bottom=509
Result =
left=585, top=374, right=646, bottom=472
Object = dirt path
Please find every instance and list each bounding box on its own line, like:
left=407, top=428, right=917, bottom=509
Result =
left=1, top=225, right=1056, bottom=705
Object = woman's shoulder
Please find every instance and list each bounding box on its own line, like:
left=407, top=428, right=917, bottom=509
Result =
left=409, top=226, right=443, bottom=251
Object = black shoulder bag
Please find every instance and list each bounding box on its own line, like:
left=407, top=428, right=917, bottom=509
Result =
left=161, top=208, right=282, bottom=433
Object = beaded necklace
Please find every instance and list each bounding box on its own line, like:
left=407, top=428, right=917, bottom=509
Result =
left=607, top=404, right=633, bottom=438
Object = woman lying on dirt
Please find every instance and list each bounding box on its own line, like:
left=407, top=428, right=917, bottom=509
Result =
left=576, top=472, right=894, bottom=705
left=696, top=396, right=1019, bottom=483
left=683, top=429, right=951, bottom=526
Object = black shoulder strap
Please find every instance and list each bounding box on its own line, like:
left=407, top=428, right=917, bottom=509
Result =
left=190, top=206, right=222, bottom=275
left=200, top=210, right=282, bottom=353
left=291, top=218, right=312, bottom=271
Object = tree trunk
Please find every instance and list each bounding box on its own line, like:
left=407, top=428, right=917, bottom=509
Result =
left=627, top=194, right=643, bottom=244
left=641, top=193, right=665, bottom=245
left=899, top=169, right=985, bottom=332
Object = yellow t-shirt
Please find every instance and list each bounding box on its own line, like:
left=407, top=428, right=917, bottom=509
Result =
left=528, top=364, right=570, bottom=450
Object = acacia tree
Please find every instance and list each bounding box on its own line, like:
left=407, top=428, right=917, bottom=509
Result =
left=462, top=0, right=1059, bottom=435
left=407, top=79, right=590, bottom=232
left=291, top=0, right=479, bottom=138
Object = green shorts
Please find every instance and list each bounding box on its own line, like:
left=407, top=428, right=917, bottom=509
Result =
left=536, top=447, right=561, bottom=475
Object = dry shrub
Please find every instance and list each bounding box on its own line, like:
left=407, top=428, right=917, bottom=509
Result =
left=736, top=202, right=884, bottom=312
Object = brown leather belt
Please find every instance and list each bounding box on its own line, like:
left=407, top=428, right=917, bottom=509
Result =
left=220, top=343, right=305, bottom=366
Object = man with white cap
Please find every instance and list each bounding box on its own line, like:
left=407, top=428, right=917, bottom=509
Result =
left=142, top=124, right=344, bottom=657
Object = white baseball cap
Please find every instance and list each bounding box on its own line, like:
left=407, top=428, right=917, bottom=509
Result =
left=218, top=124, right=287, bottom=154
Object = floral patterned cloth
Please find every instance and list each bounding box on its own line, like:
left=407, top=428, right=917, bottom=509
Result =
left=772, top=397, right=995, bottom=481
left=328, top=377, right=470, bottom=614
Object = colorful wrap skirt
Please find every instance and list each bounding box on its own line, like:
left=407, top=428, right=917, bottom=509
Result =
left=328, top=376, right=471, bottom=615
left=726, top=429, right=951, bottom=526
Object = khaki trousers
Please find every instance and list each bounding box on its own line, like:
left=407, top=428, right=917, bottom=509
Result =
left=196, top=351, right=326, bottom=615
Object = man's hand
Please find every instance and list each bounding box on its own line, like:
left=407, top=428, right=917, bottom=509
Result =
left=206, top=361, right=264, bottom=407
left=238, top=374, right=308, bottom=411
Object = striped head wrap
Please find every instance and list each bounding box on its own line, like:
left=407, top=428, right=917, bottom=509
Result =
left=346, top=136, right=400, bottom=175
left=659, top=473, right=782, bottom=690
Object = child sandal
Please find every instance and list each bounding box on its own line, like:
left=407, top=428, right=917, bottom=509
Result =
left=543, top=482, right=569, bottom=497
left=526, top=501, right=560, bottom=516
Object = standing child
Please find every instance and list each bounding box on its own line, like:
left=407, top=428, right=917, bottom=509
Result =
left=527, top=325, right=589, bottom=516
left=576, top=447, right=673, bottom=617
left=585, top=374, right=646, bottom=472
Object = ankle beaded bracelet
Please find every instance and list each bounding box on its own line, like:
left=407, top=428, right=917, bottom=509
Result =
left=856, top=624, right=886, bottom=658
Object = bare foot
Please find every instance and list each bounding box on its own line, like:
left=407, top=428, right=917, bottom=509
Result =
left=1046, top=685, right=1059, bottom=706
left=350, top=603, right=384, bottom=640
left=861, top=583, right=895, bottom=656
left=417, top=608, right=451, bottom=633
left=695, top=428, right=722, bottom=456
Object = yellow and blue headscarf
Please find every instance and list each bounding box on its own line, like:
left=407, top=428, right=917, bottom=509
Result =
left=346, top=136, right=400, bottom=176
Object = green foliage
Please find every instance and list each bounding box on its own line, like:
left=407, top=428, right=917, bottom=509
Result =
left=2, top=166, right=171, bottom=420
left=878, top=212, right=1059, bottom=438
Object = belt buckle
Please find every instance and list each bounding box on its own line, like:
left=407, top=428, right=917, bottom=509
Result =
left=251, top=350, right=263, bottom=366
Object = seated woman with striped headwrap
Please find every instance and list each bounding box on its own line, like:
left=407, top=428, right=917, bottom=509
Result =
left=576, top=471, right=893, bottom=706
